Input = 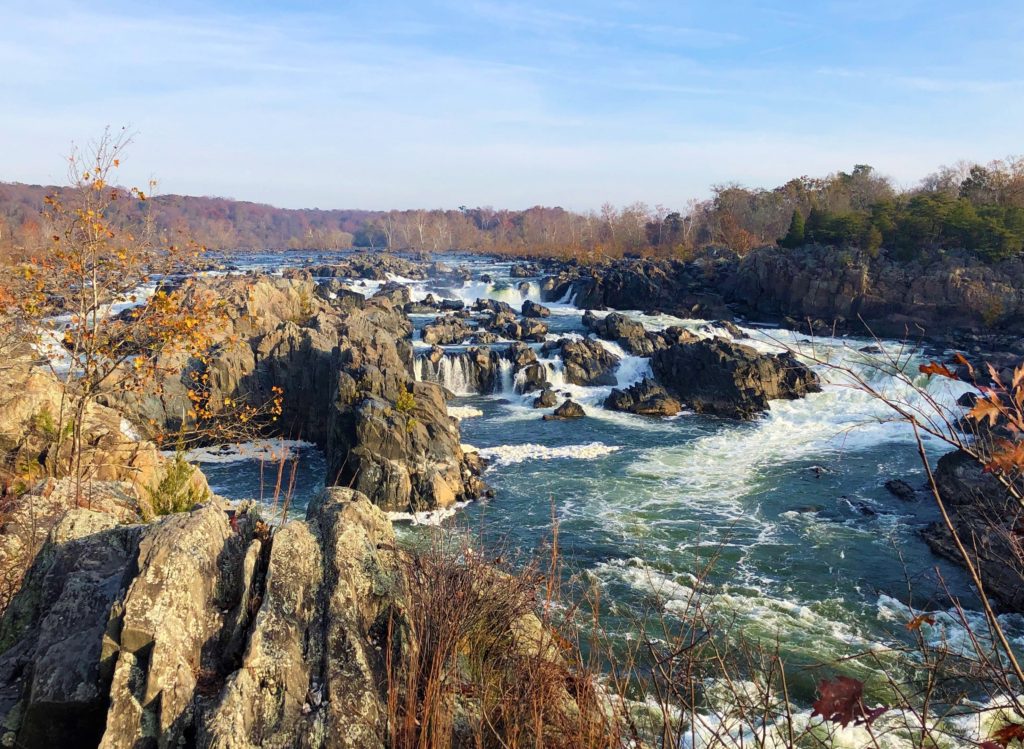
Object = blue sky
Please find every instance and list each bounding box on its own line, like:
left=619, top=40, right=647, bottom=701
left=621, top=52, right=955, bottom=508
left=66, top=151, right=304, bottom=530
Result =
left=1, top=0, right=1021, bottom=210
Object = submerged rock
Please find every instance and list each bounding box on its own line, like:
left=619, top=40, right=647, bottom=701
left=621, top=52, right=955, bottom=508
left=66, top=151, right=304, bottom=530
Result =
left=884, top=478, right=918, bottom=502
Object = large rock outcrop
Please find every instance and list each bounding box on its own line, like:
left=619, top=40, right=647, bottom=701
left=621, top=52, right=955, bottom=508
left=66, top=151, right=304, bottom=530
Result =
left=0, top=355, right=176, bottom=496
left=651, top=339, right=821, bottom=419
left=724, top=246, right=1024, bottom=340
left=0, top=488, right=602, bottom=747
left=557, top=339, right=619, bottom=387
left=117, top=275, right=484, bottom=513
left=922, top=450, right=1024, bottom=612
left=583, top=311, right=698, bottom=356
left=540, top=258, right=732, bottom=319
left=604, top=378, right=682, bottom=416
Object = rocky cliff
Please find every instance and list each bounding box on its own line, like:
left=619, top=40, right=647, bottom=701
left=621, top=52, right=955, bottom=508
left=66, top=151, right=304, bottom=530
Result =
left=117, top=274, right=485, bottom=513
left=538, top=247, right=1024, bottom=350
left=0, top=488, right=602, bottom=748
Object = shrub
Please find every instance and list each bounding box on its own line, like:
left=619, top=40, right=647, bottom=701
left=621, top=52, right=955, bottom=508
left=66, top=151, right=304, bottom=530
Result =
left=145, top=451, right=208, bottom=518
left=395, top=389, right=416, bottom=413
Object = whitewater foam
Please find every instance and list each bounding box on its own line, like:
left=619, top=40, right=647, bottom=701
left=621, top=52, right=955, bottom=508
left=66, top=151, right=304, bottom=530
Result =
left=388, top=500, right=471, bottom=526
left=448, top=405, right=484, bottom=420
left=477, top=441, right=621, bottom=466
left=177, top=439, right=316, bottom=464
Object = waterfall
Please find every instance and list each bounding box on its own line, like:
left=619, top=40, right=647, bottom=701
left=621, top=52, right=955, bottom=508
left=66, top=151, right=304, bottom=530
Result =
left=543, top=357, right=566, bottom=389
left=446, top=280, right=543, bottom=309
left=498, top=357, right=515, bottom=395
left=555, top=285, right=576, bottom=305
left=415, top=352, right=477, bottom=395
left=512, top=367, right=528, bottom=394
left=615, top=355, right=653, bottom=388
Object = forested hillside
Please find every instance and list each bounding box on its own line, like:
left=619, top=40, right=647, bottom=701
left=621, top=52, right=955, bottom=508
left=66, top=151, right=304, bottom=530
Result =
left=2, top=157, right=1022, bottom=261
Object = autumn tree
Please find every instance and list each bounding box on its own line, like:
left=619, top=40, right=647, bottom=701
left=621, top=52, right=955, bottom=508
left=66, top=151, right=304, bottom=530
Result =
left=2, top=129, right=227, bottom=490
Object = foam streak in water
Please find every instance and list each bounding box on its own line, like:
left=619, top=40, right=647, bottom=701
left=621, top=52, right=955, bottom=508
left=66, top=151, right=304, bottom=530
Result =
left=479, top=442, right=620, bottom=466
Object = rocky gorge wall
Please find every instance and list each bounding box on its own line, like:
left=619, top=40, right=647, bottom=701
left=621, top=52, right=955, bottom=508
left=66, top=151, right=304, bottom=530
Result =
left=537, top=246, right=1024, bottom=352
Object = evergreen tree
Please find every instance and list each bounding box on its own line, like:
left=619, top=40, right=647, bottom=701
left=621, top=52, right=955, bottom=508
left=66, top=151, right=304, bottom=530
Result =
left=779, top=209, right=805, bottom=248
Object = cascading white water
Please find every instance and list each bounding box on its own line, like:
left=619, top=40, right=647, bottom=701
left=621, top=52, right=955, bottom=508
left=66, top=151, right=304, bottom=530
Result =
left=512, top=367, right=529, bottom=394
left=590, top=338, right=653, bottom=389
left=447, top=280, right=542, bottom=309
left=615, top=355, right=652, bottom=388
left=498, top=357, right=515, bottom=394
left=543, top=357, right=565, bottom=389
left=415, top=352, right=477, bottom=395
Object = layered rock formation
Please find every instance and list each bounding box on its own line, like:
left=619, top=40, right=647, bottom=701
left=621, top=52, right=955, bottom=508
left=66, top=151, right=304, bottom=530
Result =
left=725, top=246, right=1024, bottom=340
left=538, top=248, right=1024, bottom=349
left=540, top=257, right=733, bottom=319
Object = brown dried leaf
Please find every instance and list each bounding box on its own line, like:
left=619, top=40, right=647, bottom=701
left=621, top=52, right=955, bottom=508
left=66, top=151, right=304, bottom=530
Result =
left=906, top=613, right=936, bottom=631
left=968, top=396, right=1003, bottom=428
left=811, top=676, right=885, bottom=728
left=991, top=722, right=1024, bottom=747
left=920, top=361, right=956, bottom=379
left=985, top=440, right=1024, bottom=475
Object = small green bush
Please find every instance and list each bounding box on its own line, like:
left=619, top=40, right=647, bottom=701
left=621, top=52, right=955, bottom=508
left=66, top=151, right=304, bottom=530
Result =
left=146, top=451, right=208, bottom=518
left=395, top=389, right=416, bottom=413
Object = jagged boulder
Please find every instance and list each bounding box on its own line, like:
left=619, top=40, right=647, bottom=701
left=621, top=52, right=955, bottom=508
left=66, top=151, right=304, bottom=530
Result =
left=373, top=281, right=412, bottom=307
left=922, top=450, right=1024, bottom=612
left=522, top=300, right=551, bottom=318
left=422, top=315, right=473, bottom=346
left=510, top=263, right=540, bottom=278
left=504, top=343, right=547, bottom=394
left=0, top=489, right=402, bottom=748
left=119, top=275, right=486, bottom=513
left=0, top=485, right=607, bottom=747
left=558, top=339, right=619, bottom=386
left=604, top=378, right=682, bottom=416
left=532, top=388, right=558, bottom=408
left=470, top=330, right=501, bottom=345
left=500, top=317, right=549, bottom=342
left=583, top=311, right=698, bottom=356
left=302, top=253, right=427, bottom=281
left=651, top=339, right=820, bottom=419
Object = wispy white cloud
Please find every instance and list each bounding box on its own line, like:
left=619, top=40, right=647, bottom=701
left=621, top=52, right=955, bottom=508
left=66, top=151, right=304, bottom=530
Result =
left=0, top=0, right=1022, bottom=209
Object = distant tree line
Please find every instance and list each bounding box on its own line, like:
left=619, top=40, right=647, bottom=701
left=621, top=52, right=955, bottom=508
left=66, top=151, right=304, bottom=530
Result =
left=1, top=157, right=1022, bottom=261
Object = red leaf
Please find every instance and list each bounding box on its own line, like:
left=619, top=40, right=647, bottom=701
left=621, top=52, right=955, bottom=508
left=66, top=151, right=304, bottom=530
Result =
left=920, top=361, right=956, bottom=379
left=991, top=722, right=1024, bottom=747
left=811, top=676, right=886, bottom=728
left=906, top=613, right=936, bottom=631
